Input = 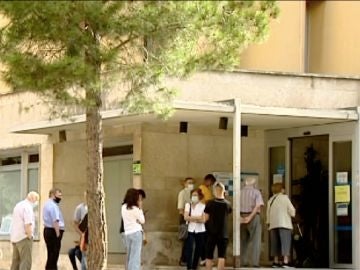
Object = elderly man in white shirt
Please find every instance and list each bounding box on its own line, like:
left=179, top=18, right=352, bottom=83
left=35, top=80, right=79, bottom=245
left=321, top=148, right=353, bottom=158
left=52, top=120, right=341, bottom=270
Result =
left=10, top=191, right=39, bottom=270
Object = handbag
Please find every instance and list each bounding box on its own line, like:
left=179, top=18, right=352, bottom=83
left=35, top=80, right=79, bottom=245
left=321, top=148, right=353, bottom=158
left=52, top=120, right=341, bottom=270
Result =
left=178, top=223, right=188, bottom=240
left=178, top=203, right=191, bottom=240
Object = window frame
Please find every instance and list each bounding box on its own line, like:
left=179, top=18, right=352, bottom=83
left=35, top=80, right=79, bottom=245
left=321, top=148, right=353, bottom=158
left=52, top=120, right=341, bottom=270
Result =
left=0, top=149, right=40, bottom=241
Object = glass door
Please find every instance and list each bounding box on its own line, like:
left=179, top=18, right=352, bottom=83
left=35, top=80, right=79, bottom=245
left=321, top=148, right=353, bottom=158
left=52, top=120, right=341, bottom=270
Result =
left=266, top=121, right=357, bottom=269
left=330, top=139, right=353, bottom=268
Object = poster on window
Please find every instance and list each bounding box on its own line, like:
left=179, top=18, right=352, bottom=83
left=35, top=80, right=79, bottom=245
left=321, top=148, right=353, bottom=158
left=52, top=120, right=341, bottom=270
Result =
left=334, top=185, right=351, bottom=203
left=212, top=172, right=233, bottom=196
left=336, top=203, right=349, bottom=216
left=336, top=172, right=348, bottom=184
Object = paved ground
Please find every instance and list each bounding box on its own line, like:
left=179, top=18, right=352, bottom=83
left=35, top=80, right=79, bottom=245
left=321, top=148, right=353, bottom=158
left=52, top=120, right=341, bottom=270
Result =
left=0, top=266, right=349, bottom=270
left=106, top=266, right=349, bottom=270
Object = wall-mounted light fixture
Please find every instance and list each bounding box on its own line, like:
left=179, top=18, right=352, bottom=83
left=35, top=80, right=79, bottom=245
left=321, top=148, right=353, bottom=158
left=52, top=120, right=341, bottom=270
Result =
left=179, top=121, right=188, bottom=133
left=59, top=130, right=67, bottom=142
left=241, top=125, right=248, bottom=137
left=219, top=117, right=228, bottom=130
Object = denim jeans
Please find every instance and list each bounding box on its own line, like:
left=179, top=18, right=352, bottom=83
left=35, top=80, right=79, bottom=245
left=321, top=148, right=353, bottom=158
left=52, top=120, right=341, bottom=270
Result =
left=125, top=231, right=142, bottom=270
left=68, top=246, right=82, bottom=270
left=185, top=231, right=206, bottom=270
left=81, top=251, right=87, bottom=270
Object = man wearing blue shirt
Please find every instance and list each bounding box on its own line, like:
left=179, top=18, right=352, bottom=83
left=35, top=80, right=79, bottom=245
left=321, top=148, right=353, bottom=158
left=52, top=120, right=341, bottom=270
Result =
left=43, top=188, right=65, bottom=270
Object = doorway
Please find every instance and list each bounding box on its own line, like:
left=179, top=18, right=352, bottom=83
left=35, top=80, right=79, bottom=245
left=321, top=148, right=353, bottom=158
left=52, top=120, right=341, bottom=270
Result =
left=104, top=155, right=133, bottom=254
left=290, top=135, right=329, bottom=268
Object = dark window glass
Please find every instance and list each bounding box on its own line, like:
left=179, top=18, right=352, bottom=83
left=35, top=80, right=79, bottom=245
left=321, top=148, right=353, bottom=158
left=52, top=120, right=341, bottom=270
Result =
left=1, top=156, right=21, bottom=166
left=103, top=145, right=133, bottom=157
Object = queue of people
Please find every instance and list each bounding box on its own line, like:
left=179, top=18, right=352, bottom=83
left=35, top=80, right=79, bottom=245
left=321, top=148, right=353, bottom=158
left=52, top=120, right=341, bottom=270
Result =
left=8, top=175, right=295, bottom=270
left=177, top=175, right=296, bottom=269
left=239, top=177, right=296, bottom=269
left=177, top=174, right=232, bottom=270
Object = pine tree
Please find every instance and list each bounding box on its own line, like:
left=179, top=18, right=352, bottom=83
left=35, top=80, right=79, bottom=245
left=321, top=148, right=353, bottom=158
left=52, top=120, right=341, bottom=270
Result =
left=0, top=1, right=278, bottom=269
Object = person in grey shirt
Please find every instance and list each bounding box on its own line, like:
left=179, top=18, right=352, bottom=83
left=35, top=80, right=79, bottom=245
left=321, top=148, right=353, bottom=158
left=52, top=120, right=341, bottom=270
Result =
left=43, top=188, right=65, bottom=270
left=68, top=191, right=88, bottom=270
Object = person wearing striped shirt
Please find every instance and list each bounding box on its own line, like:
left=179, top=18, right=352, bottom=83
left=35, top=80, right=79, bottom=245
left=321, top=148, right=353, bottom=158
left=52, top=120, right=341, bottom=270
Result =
left=240, top=176, right=264, bottom=267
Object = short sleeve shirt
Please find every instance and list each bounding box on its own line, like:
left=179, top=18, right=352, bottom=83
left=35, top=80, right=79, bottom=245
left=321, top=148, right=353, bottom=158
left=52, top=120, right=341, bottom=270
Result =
left=198, top=184, right=213, bottom=203
left=204, top=198, right=232, bottom=238
left=240, top=186, right=264, bottom=213
left=73, top=203, right=88, bottom=223
left=10, top=199, right=34, bottom=243
left=43, top=199, right=65, bottom=229
left=177, top=188, right=191, bottom=210
left=185, top=202, right=206, bottom=233
left=121, top=204, right=145, bottom=235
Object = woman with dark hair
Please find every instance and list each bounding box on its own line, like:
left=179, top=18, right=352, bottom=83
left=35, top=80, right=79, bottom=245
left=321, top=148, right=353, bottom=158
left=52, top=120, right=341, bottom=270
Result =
left=184, top=188, right=206, bottom=270
left=121, top=188, right=145, bottom=270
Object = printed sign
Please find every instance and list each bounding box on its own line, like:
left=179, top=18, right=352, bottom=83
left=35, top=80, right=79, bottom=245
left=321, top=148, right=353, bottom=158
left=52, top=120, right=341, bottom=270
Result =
left=213, top=172, right=233, bottom=196
left=132, top=160, right=141, bottom=175
left=336, top=203, right=349, bottom=216
left=336, top=172, right=348, bottom=184
left=334, top=185, right=351, bottom=203
left=273, top=174, right=283, bottom=184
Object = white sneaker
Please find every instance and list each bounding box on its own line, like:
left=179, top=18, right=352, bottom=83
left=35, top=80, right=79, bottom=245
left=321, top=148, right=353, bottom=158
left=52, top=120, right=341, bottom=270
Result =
left=199, top=260, right=206, bottom=266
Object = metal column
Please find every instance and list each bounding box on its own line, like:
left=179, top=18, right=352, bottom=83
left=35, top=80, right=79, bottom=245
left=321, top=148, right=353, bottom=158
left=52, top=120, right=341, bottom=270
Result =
left=233, top=99, right=241, bottom=267
left=353, top=107, right=360, bottom=269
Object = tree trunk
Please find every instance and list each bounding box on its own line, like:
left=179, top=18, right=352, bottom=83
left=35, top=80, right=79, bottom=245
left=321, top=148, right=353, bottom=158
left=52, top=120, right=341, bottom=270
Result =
left=86, top=90, right=107, bottom=270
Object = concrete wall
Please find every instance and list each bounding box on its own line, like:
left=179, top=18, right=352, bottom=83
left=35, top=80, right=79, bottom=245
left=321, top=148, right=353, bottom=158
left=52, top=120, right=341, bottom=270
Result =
left=140, top=123, right=266, bottom=266
left=240, top=1, right=360, bottom=76
left=307, top=1, right=360, bottom=76
left=240, top=1, right=306, bottom=73
left=167, top=71, right=360, bottom=109
left=141, top=123, right=233, bottom=266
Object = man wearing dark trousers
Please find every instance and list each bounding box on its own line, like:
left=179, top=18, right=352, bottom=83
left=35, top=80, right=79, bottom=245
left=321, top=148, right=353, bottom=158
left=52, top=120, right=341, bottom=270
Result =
left=204, top=182, right=232, bottom=270
left=42, top=188, right=65, bottom=270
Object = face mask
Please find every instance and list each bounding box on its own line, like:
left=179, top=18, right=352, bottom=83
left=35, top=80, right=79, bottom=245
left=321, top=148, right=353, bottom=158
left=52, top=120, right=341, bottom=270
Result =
left=187, top=184, right=194, bottom=190
left=31, top=201, right=38, bottom=208
left=53, top=197, right=61, bottom=204
left=191, top=195, right=199, bottom=203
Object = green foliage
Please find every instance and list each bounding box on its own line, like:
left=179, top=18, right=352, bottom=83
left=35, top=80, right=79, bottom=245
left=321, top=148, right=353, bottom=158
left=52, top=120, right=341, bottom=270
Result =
left=0, top=1, right=278, bottom=114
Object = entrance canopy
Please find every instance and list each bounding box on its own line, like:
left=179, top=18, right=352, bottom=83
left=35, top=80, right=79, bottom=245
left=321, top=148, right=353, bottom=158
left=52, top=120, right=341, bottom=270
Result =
left=9, top=99, right=359, bottom=268
left=10, top=100, right=359, bottom=134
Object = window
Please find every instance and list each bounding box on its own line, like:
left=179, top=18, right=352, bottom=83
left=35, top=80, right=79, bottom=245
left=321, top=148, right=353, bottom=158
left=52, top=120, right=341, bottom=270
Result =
left=0, top=151, right=39, bottom=240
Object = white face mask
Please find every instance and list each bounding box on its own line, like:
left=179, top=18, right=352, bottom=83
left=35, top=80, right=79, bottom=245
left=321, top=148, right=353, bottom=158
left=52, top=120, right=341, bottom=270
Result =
left=187, top=184, right=194, bottom=190
left=31, top=201, right=38, bottom=208
left=191, top=195, right=199, bottom=203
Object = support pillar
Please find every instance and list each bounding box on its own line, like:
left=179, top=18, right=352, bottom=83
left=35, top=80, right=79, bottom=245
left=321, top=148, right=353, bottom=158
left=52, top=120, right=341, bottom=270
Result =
left=353, top=107, right=360, bottom=269
left=233, top=99, right=241, bottom=267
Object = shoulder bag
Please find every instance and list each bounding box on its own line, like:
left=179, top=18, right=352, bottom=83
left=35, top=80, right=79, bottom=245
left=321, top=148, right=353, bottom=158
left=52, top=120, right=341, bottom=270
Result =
left=178, top=203, right=192, bottom=240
